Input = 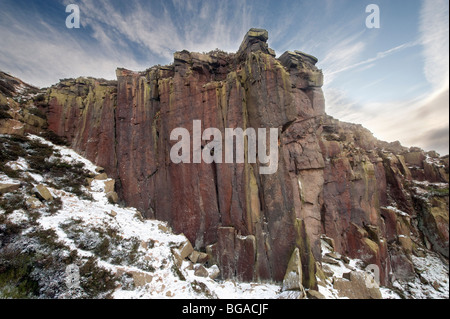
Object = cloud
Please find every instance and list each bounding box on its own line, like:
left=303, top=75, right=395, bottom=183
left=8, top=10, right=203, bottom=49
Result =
left=70, top=0, right=257, bottom=59
left=397, top=88, right=449, bottom=155
left=0, top=2, right=145, bottom=87
left=321, top=37, right=366, bottom=85
left=326, top=83, right=449, bottom=155
left=324, top=0, right=449, bottom=155
left=420, top=125, right=450, bottom=154
left=324, top=88, right=364, bottom=123
left=1, top=0, right=260, bottom=87
left=325, top=41, right=419, bottom=82
left=419, top=0, right=449, bottom=90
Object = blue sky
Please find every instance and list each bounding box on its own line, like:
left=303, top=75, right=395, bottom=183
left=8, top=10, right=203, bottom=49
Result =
left=0, top=0, right=448, bottom=154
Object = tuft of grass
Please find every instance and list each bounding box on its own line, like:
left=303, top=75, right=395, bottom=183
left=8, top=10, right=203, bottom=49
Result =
left=94, top=237, right=111, bottom=259
left=33, top=94, right=45, bottom=103
left=430, top=187, right=449, bottom=196
left=26, top=139, right=54, bottom=172
left=33, top=228, right=66, bottom=250
left=28, top=107, right=47, bottom=120
left=79, top=257, right=117, bottom=299
left=0, top=136, right=28, bottom=164
left=0, top=191, right=26, bottom=215
left=0, top=81, right=16, bottom=97
left=0, top=163, right=21, bottom=178
left=40, top=130, right=69, bottom=146
left=0, top=214, right=23, bottom=237
left=47, top=197, right=63, bottom=215
left=0, top=250, right=40, bottom=299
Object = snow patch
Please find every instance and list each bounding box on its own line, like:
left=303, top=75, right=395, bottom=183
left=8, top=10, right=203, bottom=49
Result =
left=6, top=157, right=29, bottom=171
left=382, top=206, right=409, bottom=217
left=7, top=209, right=29, bottom=225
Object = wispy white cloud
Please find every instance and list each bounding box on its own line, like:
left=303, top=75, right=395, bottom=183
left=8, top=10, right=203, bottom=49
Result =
left=368, top=86, right=449, bottom=155
left=1, top=0, right=259, bottom=87
left=70, top=0, right=257, bottom=59
left=419, top=0, right=449, bottom=90
left=325, top=41, right=419, bottom=82
left=326, top=84, right=449, bottom=155
left=0, top=2, right=144, bottom=87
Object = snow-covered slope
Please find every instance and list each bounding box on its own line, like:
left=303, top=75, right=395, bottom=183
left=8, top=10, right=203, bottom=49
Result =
left=0, top=133, right=448, bottom=299
left=0, top=134, right=283, bottom=299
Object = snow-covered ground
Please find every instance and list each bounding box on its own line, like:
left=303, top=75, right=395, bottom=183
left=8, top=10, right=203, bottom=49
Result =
left=392, top=254, right=449, bottom=299
left=315, top=239, right=388, bottom=299
left=315, top=240, right=448, bottom=299
left=1, top=133, right=448, bottom=299
left=28, top=135, right=99, bottom=174
left=38, top=182, right=284, bottom=299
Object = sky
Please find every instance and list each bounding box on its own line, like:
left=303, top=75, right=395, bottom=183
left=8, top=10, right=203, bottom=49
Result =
left=0, top=0, right=448, bottom=155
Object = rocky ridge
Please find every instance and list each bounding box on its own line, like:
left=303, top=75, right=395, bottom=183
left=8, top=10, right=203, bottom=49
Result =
left=1, top=28, right=448, bottom=298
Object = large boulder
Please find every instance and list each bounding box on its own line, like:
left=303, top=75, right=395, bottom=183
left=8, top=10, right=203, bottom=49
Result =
left=194, top=264, right=209, bottom=278
left=106, top=191, right=119, bottom=204
left=104, top=179, right=115, bottom=193
left=33, top=184, right=53, bottom=201
left=0, top=183, right=20, bottom=195
left=0, top=119, right=25, bottom=135
left=282, top=248, right=304, bottom=291
left=172, top=235, right=194, bottom=268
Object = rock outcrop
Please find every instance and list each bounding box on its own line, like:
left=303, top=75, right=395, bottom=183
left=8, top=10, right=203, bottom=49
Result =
left=333, top=271, right=383, bottom=299
left=14, top=29, right=448, bottom=288
left=0, top=183, right=20, bottom=195
left=0, top=71, right=48, bottom=136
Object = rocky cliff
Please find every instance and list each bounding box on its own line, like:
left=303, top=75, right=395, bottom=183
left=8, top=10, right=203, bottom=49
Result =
left=0, top=71, right=48, bottom=136
left=17, top=29, right=448, bottom=289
